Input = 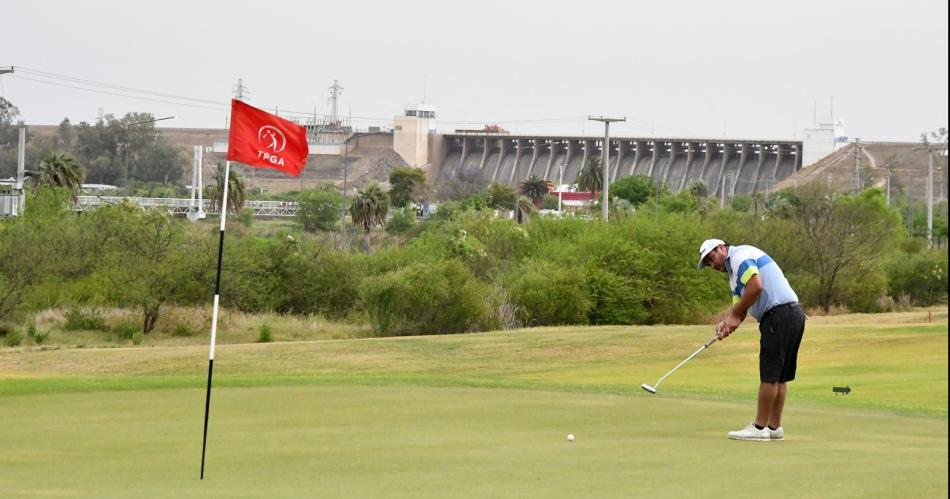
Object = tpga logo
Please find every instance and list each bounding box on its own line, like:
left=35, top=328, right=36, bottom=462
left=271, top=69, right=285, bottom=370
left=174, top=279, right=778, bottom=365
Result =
left=257, top=125, right=287, bottom=166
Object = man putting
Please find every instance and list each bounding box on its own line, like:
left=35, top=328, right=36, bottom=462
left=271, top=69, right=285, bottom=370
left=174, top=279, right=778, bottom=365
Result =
left=698, top=239, right=806, bottom=441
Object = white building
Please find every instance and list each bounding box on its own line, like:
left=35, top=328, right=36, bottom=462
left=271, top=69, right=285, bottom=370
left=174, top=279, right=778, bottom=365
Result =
left=802, top=116, right=848, bottom=167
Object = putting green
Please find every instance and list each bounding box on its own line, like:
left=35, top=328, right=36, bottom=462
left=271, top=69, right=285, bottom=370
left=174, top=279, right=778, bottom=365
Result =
left=0, top=386, right=946, bottom=498
left=0, top=314, right=946, bottom=497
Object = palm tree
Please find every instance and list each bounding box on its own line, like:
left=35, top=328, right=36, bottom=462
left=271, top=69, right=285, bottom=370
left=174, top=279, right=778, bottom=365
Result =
left=350, top=182, right=389, bottom=254
left=36, top=151, right=84, bottom=202
left=518, top=175, right=550, bottom=207
left=576, top=156, right=603, bottom=202
left=515, top=196, right=536, bottom=224
left=208, top=164, right=246, bottom=215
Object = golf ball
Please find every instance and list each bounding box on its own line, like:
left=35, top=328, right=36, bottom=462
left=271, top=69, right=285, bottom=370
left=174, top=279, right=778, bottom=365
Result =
left=567, top=434, right=575, bottom=441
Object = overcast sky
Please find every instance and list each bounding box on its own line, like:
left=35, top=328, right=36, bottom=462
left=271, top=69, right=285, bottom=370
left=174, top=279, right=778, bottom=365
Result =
left=3, top=0, right=947, bottom=141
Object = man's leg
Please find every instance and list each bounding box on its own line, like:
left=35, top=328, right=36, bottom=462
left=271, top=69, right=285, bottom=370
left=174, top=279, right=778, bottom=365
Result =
left=755, top=382, right=779, bottom=427
left=768, top=383, right=787, bottom=428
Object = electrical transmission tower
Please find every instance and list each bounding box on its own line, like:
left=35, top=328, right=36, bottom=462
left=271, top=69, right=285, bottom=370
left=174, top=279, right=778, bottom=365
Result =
left=233, top=78, right=250, bottom=101
left=328, top=79, right=343, bottom=126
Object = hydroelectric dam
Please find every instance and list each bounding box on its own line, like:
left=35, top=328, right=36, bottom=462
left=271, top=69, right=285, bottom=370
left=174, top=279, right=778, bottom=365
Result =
left=434, top=134, right=803, bottom=196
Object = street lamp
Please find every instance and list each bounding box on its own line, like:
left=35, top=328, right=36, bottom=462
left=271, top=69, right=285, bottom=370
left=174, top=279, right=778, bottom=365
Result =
left=123, top=115, right=174, bottom=188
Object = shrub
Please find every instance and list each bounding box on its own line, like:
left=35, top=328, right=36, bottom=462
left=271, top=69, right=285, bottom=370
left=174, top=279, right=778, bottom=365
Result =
left=113, top=322, right=138, bottom=341
left=170, top=323, right=196, bottom=337
left=362, top=259, right=494, bottom=336
left=4, top=329, right=23, bottom=347
left=887, top=248, right=948, bottom=305
left=385, top=208, right=416, bottom=235
left=258, top=324, right=273, bottom=343
left=64, top=309, right=106, bottom=331
left=505, top=260, right=592, bottom=326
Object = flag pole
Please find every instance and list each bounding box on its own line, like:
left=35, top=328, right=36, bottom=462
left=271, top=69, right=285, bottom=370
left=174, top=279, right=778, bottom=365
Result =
left=200, top=160, right=231, bottom=479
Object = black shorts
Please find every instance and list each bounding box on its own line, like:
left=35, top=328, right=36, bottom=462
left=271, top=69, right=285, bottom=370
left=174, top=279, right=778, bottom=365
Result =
left=758, top=303, right=806, bottom=383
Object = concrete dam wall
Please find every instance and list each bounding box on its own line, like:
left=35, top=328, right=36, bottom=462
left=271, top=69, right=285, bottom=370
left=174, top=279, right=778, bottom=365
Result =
left=436, top=134, right=803, bottom=196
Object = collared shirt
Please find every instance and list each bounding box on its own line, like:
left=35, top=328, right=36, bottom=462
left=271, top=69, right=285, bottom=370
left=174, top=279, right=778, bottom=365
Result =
left=726, top=245, right=798, bottom=320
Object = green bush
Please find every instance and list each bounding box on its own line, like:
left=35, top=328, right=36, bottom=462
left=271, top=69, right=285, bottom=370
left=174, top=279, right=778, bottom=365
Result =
left=113, top=322, right=138, bottom=341
left=273, top=243, right=361, bottom=319
left=4, top=329, right=23, bottom=347
left=585, top=267, right=648, bottom=325
left=385, top=208, right=416, bottom=235
left=362, top=259, right=494, bottom=336
left=887, top=248, right=949, bottom=305
left=170, top=323, right=196, bottom=337
left=258, top=324, right=273, bottom=343
left=64, top=309, right=106, bottom=331
left=505, top=260, right=592, bottom=326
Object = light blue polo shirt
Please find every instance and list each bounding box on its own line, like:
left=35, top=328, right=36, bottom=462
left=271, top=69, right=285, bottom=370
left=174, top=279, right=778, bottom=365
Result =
left=726, top=245, right=798, bottom=320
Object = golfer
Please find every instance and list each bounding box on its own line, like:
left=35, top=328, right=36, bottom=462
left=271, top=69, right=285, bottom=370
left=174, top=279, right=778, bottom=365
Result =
left=698, top=239, right=806, bottom=441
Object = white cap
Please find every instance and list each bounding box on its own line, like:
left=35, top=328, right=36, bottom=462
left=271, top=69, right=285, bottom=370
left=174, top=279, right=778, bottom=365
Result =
left=697, top=239, right=725, bottom=269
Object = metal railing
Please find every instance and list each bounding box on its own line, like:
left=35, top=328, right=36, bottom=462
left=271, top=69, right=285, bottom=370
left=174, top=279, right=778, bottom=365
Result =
left=74, top=196, right=299, bottom=217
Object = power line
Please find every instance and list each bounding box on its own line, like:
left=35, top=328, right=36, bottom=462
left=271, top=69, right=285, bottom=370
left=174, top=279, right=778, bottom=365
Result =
left=9, top=74, right=229, bottom=112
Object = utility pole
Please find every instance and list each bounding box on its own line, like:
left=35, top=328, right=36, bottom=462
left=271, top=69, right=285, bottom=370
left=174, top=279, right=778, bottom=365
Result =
left=16, top=123, right=25, bottom=215
left=927, top=151, right=933, bottom=247
left=558, top=162, right=564, bottom=215
left=588, top=116, right=625, bottom=220
left=885, top=163, right=891, bottom=206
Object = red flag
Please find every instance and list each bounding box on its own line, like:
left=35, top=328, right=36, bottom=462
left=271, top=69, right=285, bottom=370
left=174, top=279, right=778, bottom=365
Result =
left=227, top=99, right=309, bottom=176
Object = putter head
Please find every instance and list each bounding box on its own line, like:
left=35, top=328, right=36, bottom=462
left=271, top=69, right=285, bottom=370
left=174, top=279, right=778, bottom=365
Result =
left=641, top=383, right=657, bottom=394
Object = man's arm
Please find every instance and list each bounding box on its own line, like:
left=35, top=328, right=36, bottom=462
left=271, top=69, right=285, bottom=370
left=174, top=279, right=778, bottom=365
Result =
left=715, top=274, right=763, bottom=340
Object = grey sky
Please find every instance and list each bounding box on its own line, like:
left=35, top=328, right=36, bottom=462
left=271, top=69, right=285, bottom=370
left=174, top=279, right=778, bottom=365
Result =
left=3, top=0, right=947, bottom=141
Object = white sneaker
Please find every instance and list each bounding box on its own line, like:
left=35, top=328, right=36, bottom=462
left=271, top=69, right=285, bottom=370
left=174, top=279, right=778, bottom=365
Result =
left=728, top=422, right=771, bottom=441
left=769, top=427, right=784, bottom=441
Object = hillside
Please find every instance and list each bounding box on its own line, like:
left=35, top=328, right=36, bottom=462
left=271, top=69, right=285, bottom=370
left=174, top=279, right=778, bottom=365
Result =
left=776, top=142, right=948, bottom=202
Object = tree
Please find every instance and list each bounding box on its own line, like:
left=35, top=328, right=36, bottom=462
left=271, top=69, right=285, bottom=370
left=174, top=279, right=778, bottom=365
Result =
left=350, top=181, right=389, bottom=254
left=770, top=183, right=901, bottom=311
left=0, top=97, right=20, bottom=146
left=388, top=167, right=427, bottom=208
left=35, top=151, right=85, bottom=202
left=611, top=174, right=667, bottom=207
left=91, top=203, right=212, bottom=333
left=576, top=156, right=603, bottom=202
left=518, top=175, right=550, bottom=207
left=208, top=164, right=246, bottom=215
left=0, top=188, right=74, bottom=321
left=488, top=182, right=517, bottom=210
left=297, top=183, right=343, bottom=232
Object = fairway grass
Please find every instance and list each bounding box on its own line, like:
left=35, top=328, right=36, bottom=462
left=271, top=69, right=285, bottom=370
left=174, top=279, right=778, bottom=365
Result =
left=0, top=312, right=947, bottom=497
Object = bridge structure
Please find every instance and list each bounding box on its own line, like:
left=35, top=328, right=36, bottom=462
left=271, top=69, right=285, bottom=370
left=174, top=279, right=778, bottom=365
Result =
left=75, top=196, right=299, bottom=217
left=435, top=134, right=804, bottom=197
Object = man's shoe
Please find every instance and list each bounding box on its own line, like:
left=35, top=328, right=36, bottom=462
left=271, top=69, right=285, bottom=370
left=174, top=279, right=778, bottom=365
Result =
left=728, top=422, right=771, bottom=441
left=769, top=427, right=784, bottom=441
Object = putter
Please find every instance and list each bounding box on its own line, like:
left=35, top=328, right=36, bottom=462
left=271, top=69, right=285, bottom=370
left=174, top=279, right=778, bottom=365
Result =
left=642, top=335, right=718, bottom=394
